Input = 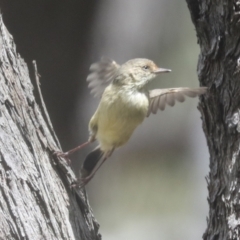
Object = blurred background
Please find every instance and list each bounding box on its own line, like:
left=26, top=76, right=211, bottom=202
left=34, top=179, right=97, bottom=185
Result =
left=1, top=1, right=209, bottom=239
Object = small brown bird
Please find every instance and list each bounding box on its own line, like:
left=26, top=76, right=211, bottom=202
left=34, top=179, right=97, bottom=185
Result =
left=57, top=57, right=207, bottom=187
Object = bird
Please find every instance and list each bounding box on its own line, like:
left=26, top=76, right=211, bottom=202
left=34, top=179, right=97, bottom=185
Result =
left=56, top=57, right=207, bottom=187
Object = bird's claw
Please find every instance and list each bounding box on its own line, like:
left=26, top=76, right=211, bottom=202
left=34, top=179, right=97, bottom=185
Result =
left=53, top=151, right=71, bottom=164
left=53, top=151, right=68, bottom=157
left=71, top=175, right=93, bottom=188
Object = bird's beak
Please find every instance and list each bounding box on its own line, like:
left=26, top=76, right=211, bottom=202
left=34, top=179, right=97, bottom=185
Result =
left=154, top=68, right=171, bottom=74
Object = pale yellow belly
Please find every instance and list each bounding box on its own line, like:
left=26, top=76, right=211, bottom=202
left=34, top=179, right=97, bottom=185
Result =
left=96, top=102, right=147, bottom=151
left=89, top=85, right=149, bottom=151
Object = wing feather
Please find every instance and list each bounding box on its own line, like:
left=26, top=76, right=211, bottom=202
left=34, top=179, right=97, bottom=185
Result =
left=147, top=87, right=207, bottom=117
left=175, top=92, right=185, bottom=102
left=87, top=57, right=120, bottom=98
left=152, top=97, right=160, bottom=114
left=159, top=94, right=166, bottom=110
left=166, top=93, right=175, bottom=107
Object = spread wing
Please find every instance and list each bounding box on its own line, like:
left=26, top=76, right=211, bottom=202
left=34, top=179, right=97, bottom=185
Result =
left=87, top=57, right=120, bottom=98
left=147, top=87, right=207, bottom=117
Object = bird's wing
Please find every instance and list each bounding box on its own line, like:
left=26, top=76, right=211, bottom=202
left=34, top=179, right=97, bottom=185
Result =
left=87, top=57, right=120, bottom=98
left=147, top=87, right=207, bottom=117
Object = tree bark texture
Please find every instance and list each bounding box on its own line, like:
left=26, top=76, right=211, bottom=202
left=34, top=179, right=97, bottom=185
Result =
left=186, top=1, right=240, bottom=239
left=0, top=15, right=100, bottom=240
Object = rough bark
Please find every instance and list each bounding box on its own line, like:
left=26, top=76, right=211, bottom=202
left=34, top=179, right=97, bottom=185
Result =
left=0, top=15, right=100, bottom=240
left=186, top=1, right=240, bottom=239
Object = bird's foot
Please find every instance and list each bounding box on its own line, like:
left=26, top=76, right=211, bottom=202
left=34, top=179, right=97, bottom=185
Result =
left=53, top=151, right=71, bottom=165
left=71, top=175, right=94, bottom=188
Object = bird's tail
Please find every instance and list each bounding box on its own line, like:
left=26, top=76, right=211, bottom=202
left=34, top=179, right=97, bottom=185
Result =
left=81, top=147, right=104, bottom=178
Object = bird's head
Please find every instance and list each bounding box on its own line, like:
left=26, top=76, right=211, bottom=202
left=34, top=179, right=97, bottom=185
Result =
left=116, top=58, right=171, bottom=89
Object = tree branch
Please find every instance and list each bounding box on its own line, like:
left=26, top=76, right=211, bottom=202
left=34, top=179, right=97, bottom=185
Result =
left=187, top=1, right=240, bottom=239
left=0, top=14, right=100, bottom=240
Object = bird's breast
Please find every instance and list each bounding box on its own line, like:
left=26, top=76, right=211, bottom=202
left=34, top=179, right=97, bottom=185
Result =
left=103, top=89, right=149, bottom=121
left=95, top=88, right=149, bottom=150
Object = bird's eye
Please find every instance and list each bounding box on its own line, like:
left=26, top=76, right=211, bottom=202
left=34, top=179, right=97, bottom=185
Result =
left=142, top=65, right=149, bottom=70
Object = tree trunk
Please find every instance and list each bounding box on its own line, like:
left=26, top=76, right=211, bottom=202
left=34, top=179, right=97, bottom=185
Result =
left=0, top=15, right=100, bottom=240
left=186, top=1, right=240, bottom=239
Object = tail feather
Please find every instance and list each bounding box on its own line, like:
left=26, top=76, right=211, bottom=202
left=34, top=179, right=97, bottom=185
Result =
left=81, top=147, right=103, bottom=178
